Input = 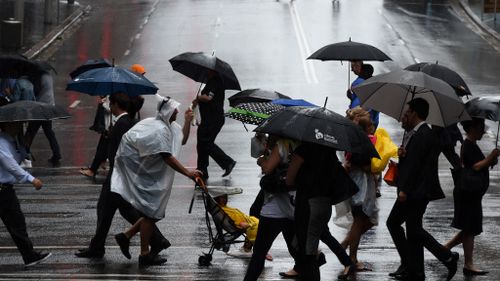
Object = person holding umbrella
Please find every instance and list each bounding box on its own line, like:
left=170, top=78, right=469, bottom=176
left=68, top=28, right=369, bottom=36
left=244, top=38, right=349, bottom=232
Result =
left=0, top=121, right=52, bottom=267
left=386, top=98, right=459, bottom=281
left=192, top=70, right=236, bottom=180
left=444, top=118, right=499, bottom=276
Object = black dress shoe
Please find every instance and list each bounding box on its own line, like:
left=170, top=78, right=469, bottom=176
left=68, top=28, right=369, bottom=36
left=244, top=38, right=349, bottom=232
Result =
left=278, top=271, right=300, bottom=279
left=443, top=251, right=459, bottom=281
left=393, top=273, right=425, bottom=281
left=222, top=161, right=236, bottom=177
left=25, top=252, right=52, bottom=267
left=150, top=239, right=171, bottom=256
left=139, top=253, right=167, bottom=266
left=463, top=267, right=488, bottom=276
left=115, top=233, right=131, bottom=259
left=389, top=265, right=407, bottom=277
left=75, top=248, right=104, bottom=258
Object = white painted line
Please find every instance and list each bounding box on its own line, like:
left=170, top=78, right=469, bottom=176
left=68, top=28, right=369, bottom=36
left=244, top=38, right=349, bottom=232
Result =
left=289, top=2, right=318, bottom=84
left=68, top=100, right=80, bottom=108
left=124, top=49, right=130, bottom=56
left=398, top=39, right=406, bottom=45
left=0, top=245, right=199, bottom=250
left=414, top=57, right=420, bottom=63
left=289, top=2, right=312, bottom=84
left=135, top=33, right=141, bottom=40
left=0, top=273, right=199, bottom=279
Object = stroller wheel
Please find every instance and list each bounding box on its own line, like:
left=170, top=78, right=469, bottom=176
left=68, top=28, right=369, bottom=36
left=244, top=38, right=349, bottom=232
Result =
left=222, top=245, right=230, bottom=253
left=198, top=254, right=212, bottom=266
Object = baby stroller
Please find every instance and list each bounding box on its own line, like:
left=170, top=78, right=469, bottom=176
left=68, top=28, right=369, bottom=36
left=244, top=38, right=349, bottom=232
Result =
left=191, top=178, right=247, bottom=266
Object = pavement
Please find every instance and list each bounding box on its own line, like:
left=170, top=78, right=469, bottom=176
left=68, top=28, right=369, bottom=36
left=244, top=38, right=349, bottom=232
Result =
left=1, top=0, right=499, bottom=59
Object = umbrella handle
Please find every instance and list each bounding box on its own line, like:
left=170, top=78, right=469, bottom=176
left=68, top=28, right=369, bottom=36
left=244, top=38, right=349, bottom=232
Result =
left=188, top=177, right=207, bottom=214
left=496, top=122, right=499, bottom=149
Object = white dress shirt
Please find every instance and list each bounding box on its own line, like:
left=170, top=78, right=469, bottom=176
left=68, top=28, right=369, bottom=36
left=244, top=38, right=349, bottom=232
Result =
left=0, top=132, right=35, bottom=184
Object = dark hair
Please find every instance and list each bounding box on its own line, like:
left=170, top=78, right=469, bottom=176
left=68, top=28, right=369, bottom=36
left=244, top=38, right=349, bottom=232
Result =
left=109, top=92, right=130, bottom=111
left=407, top=98, right=429, bottom=120
left=128, top=96, right=145, bottom=119
left=359, top=64, right=374, bottom=79
left=460, top=117, right=484, bottom=133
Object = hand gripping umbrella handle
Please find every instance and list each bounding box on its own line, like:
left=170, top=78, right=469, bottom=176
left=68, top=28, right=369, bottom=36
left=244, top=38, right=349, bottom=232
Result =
left=188, top=177, right=207, bottom=214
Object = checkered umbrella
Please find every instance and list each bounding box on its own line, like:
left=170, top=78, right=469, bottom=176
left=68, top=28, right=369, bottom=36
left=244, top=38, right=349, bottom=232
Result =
left=226, top=102, right=284, bottom=125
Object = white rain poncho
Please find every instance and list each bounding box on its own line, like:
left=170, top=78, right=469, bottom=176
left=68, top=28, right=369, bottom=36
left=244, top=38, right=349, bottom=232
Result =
left=111, top=96, right=183, bottom=219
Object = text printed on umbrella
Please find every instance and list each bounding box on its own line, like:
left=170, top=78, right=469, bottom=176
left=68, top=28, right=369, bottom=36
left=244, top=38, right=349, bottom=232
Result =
left=315, top=129, right=338, bottom=144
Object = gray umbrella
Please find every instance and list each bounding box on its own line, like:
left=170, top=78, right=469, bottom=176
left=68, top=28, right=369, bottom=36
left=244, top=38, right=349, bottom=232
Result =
left=0, top=101, right=71, bottom=122
left=353, top=69, right=470, bottom=127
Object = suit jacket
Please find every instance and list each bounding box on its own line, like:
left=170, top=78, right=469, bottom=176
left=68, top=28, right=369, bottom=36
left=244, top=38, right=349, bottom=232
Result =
left=106, top=114, right=134, bottom=179
left=397, top=124, right=445, bottom=201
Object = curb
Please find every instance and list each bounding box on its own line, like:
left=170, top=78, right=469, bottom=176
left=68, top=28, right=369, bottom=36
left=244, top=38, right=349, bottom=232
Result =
left=452, top=0, right=500, bottom=45
left=23, top=4, right=92, bottom=60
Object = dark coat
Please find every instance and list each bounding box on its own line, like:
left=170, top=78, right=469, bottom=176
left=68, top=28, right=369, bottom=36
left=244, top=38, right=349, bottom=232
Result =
left=397, top=124, right=445, bottom=201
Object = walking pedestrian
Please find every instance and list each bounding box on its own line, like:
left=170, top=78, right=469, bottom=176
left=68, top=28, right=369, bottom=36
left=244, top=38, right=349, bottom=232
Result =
left=286, top=143, right=354, bottom=281
left=192, top=70, right=236, bottom=180
left=0, top=121, right=52, bottom=267
left=76, top=92, right=171, bottom=259
left=386, top=98, right=459, bottom=281
left=444, top=118, right=499, bottom=276
left=111, top=97, right=201, bottom=266
left=24, top=66, right=62, bottom=166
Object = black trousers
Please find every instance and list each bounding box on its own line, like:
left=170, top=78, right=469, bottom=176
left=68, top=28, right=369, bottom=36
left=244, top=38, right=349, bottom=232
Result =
left=88, top=183, right=168, bottom=252
left=386, top=199, right=452, bottom=276
left=244, top=217, right=297, bottom=281
left=196, top=119, right=233, bottom=176
left=0, top=187, right=38, bottom=263
left=25, top=121, right=61, bottom=160
left=89, top=134, right=109, bottom=173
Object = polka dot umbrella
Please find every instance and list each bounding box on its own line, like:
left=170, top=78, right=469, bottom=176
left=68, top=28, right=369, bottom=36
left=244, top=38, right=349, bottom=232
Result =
left=226, top=102, right=285, bottom=126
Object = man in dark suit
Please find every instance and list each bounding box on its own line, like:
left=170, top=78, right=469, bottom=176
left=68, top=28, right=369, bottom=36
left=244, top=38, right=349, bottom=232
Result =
left=386, top=98, right=459, bottom=281
left=76, top=92, right=170, bottom=259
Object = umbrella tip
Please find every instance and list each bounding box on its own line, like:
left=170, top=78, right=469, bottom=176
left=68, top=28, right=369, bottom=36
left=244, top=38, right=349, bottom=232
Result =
left=323, top=97, right=328, bottom=108
left=348, top=37, right=351, bottom=41
left=112, top=58, right=115, bottom=67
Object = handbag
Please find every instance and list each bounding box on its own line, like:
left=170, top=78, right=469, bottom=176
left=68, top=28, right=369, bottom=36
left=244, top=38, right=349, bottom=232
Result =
left=383, top=160, right=398, bottom=187
left=453, top=167, right=489, bottom=195
left=259, top=166, right=289, bottom=193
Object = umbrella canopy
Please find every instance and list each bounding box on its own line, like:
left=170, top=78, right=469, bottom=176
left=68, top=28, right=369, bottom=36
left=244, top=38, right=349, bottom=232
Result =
left=169, top=52, right=241, bottom=90
left=226, top=102, right=285, bottom=125
left=66, top=66, right=158, bottom=96
left=405, top=62, right=471, bottom=97
left=0, top=101, right=71, bottom=122
left=255, top=106, right=379, bottom=158
left=353, top=69, right=470, bottom=127
left=0, top=54, right=42, bottom=78
left=271, top=98, right=317, bottom=107
left=228, top=89, right=291, bottom=107
left=308, top=39, right=391, bottom=61
left=465, top=96, right=500, bottom=121
left=69, top=58, right=112, bottom=79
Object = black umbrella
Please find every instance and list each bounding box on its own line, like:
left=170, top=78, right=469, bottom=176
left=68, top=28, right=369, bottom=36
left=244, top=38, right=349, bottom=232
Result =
left=69, top=58, right=112, bottom=79
left=0, top=101, right=71, bottom=122
left=255, top=106, right=379, bottom=158
left=169, top=52, right=241, bottom=90
left=226, top=102, right=285, bottom=125
left=228, top=89, right=291, bottom=107
left=465, top=96, right=500, bottom=146
left=405, top=62, right=471, bottom=97
left=308, top=39, right=391, bottom=62
left=0, top=54, right=41, bottom=78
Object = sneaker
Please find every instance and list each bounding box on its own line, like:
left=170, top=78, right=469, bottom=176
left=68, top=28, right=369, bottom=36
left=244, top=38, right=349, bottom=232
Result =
left=226, top=247, right=252, bottom=259
left=20, top=159, right=32, bottom=169
left=25, top=252, right=52, bottom=268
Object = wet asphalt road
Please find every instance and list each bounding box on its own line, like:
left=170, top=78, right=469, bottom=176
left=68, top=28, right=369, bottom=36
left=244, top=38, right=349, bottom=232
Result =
left=1, top=0, right=500, bottom=280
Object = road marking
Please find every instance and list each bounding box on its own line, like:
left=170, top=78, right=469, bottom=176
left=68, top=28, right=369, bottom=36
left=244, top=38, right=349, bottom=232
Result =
left=0, top=245, right=199, bottom=250
left=68, top=100, right=80, bottom=108
left=289, top=1, right=318, bottom=84
left=135, top=33, right=141, bottom=40
left=124, top=49, right=130, bottom=56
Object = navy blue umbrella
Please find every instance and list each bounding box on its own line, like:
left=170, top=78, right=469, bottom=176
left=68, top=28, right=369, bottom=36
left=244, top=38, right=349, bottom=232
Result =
left=66, top=66, right=158, bottom=96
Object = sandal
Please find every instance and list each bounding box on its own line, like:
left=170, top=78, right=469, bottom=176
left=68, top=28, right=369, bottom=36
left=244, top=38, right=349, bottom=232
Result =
left=80, top=167, right=96, bottom=178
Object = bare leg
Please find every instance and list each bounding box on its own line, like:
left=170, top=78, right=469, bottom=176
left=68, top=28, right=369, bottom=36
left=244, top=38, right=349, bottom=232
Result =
left=124, top=217, right=143, bottom=239
left=140, top=218, right=154, bottom=256
left=463, top=233, right=480, bottom=270
left=444, top=231, right=464, bottom=250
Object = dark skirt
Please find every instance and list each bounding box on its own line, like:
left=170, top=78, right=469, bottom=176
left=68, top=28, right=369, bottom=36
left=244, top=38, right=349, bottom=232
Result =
left=451, top=187, right=483, bottom=236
